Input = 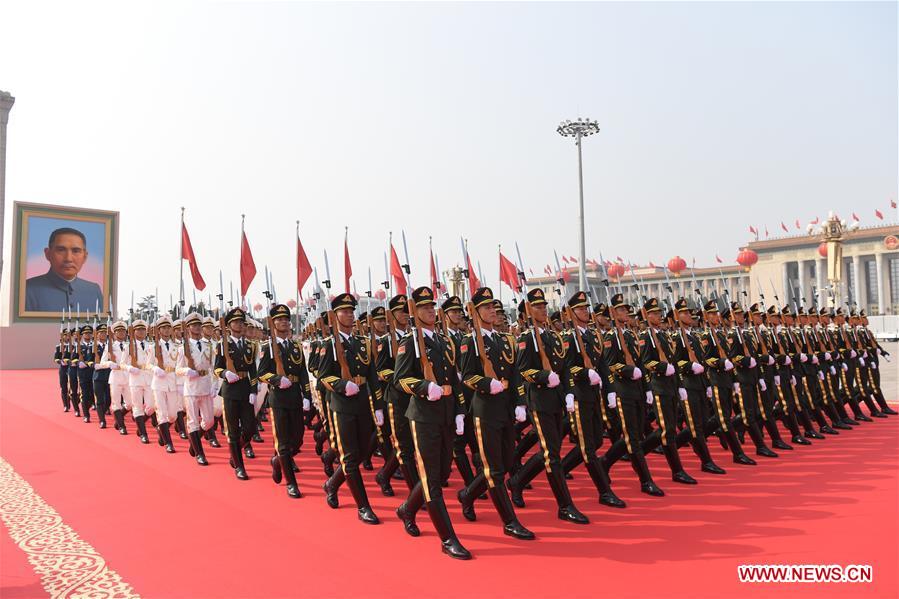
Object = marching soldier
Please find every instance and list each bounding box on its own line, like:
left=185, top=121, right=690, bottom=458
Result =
left=598, top=293, right=665, bottom=496
left=318, top=293, right=383, bottom=524
left=67, top=328, right=81, bottom=417
left=91, top=322, right=112, bottom=429
left=456, top=287, right=535, bottom=539
left=149, top=315, right=180, bottom=453
left=201, top=316, right=222, bottom=446
left=859, top=310, right=896, bottom=415
left=215, top=307, right=259, bottom=479
left=394, top=286, right=472, bottom=559
left=362, top=306, right=396, bottom=495
left=54, top=329, right=71, bottom=412
left=76, top=324, right=96, bottom=423
left=767, top=306, right=817, bottom=443
left=508, top=288, right=591, bottom=522
left=102, top=321, right=130, bottom=435
left=124, top=320, right=155, bottom=444
left=747, top=304, right=795, bottom=449
left=176, top=312, right=215, bottom=466
left=258, top=303, right=312, bottom=499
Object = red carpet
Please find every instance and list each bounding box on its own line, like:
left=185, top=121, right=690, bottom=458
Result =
left=1, top=369, right=896, bottom=598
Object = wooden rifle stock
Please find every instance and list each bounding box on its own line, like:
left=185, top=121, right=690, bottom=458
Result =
left=407, top=298, right=436, bottom=382
left=266, top=316, right=286, bottom=377
left=466, top=301, right=498, bottom=379
left=181, top=323, right=197, bottom=370
left=564, top=305, right=594, bottom=370
left=219, top=317, right=235, bottom=373
left=524, top=301, right=553, bottom=371
left=128, top=325, right=137, bottom=368
left=327, top=310, right=352, bottom=380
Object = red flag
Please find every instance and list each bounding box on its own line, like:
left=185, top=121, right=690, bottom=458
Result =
left=240, top=230, right=256, bottom=297
left=616, top=256, right=623, bottom=263
left=466, top=254, right=481, bottom=293
left=429, top=248, right=439, bottom=296
left=528, top=268, right=534, bottom=276
left=715, top=255, right=723, bottom=264
left=748, top=225, right=757, bottom=235
left=499, top=251, right=521, bottom=292
left=780, top=222, right=788, bottom=233
left=891, top=199, right=897, bottom=209
left=544, top=265, right=552, bottom=275
left=648, top=261, right=656, bottom=268
left=794, top=219, right=800, bottom=229
left=561, top=255, right=570, bottom=264
left=296, top=233, right=312, bottom=298
left=765, top=226, right=769, bottom=238
left=389, top=244, right=407, bottom=296
left=569, top=256, right=577, bottom=263
left=180, top=223, right=206, bottom=291
left=811, top=216, right=819, bottom=224
left=875, top=209, right=884, bottom=220
left=343, top=232, right=353, bottom=293
left=852, top=212, right=860, bottom=222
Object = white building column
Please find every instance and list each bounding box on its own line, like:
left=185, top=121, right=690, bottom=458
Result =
left=874, top=252, right=885, bottom=315
left=797, top=259, right=807, bottom=306
left=852, top=255, right=862, bottom=310
left=782, top=262, right=791, bottom=307
left=816, top=258, right=826, bottom=307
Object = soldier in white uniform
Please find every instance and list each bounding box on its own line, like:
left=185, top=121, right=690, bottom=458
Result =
left=171, top=319, right=190, bottom=440
left=201, top=316, right=222, bottom=448
left=102, top=321, right=131, bottom=435
left=124, top=319, right=154, bottom=444
left=176, top=312, right=216, bottom=466
left=150, top=315, right=180, bottom=453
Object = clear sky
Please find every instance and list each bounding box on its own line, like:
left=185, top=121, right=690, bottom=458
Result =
left=2, top=1, right=896, bottom=310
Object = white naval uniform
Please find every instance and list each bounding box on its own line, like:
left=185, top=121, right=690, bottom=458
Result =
left=126, top=339, right=155, bottom=417
left=102, top=340, right=131, bottom=412
left=150, top=338, right=181, bottom=424
left=176, top=337, right=215, bottom=433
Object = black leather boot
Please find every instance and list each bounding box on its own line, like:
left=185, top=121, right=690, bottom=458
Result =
left=458, top=474, right=486, bottom=521
left=691, top=436, right=726, bottom=474
left=426, top=497, right=471, bottom=560
left=135, top=415, right=150, bottom=444
left=114, top=410, right=127, bottom=434
left=205, top=428, right=221, bottom=448
left=396, top=482, right=423, bottom=537
left=346, top=470, right=379, bottom=524
left=725, top=428, right=756, bottom=465
left=270, top=455, right=283, bottom=484
left=279, top=455, right=301, bottom=498
left=547, top=467, right=589, bottom=524
left=160, top=423, right=175, bottom=453
left=661, top=444, right=697, bottom=484
left=229, top=442, right=249, bottom=480
left=189, top=431, right=208, bottom=465
left=586, top=459, right=627, bottom=505
left=506, top=453, right=542, bottom=508
left=323, top=467, right=345, bottom=509
left=488, top=486, right=535, bottom=540
left=746, top=421, right=777, bottom=458
left=631, top=453, right=665, bottom=496
left=81, top=399, right=91, bottom=423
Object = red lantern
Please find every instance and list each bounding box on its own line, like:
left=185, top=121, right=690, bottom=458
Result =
left=607, top=263, right=625, bottom=279
left=817, top=242, right=827, bottom=258
left=305, top=297, right=316, bottom=307
left=736, top=249, right=758, bottom=271
left=253, top=303, right=263, bottom=312
left=667, top=256, right=687, bottom=276
left=286, top=299, right=297, bottom=309
left=556, top=270, right=572, bottom=283
left=374, top=289, right=386, bottom=300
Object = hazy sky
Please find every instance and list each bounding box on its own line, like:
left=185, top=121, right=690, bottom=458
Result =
left=2, top=1, right=896, bottom=309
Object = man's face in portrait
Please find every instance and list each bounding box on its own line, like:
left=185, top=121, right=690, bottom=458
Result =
left=45, top=232, right=88, bottom=280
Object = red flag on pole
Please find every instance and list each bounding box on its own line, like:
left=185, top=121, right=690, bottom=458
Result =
left=811, top=216, right=819, bottom=224
left=794, top=219, right=800, bottom=229
left=765, top=226, right=769, bottom=238
left=569, top=256, right=577, bottom=263
left=544, top=265, right=551, bottom=275
left=561, top=255, right=570, bottom=264
left=748, top=225, right=757, bottom=235
left=648, top=261, right=656, bottom=268
left=874, top=209, right=884, bottom=220
left=466, top=254, right=481, bottom=294
left=499, top=251, right=521, bottom=292
left=296, top=230, right=312, bottom=298
left=780, top=222, right=788, bottom=233
left=343, top=230, right=353, bottom=293
left=180, top=223, right=206, bottom=291
left=389, top=244, right=407, bottom=296
left=715, top=255, right=723, bottom=264
left=240, top=228, right=256, bottom=298
left=891, top=199, right=897, bottom=209
left=852, top=212, right=860, bottom=222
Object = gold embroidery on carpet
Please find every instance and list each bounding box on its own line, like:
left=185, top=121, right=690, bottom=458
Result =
left=0, top=457, right=140, bottom=598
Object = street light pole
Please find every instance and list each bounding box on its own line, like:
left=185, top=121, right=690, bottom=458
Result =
left=557, top=118, right=599, bottom=293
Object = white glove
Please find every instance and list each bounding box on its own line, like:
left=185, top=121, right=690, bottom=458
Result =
left=344, top=381, right=360, bottom=396
left=733, top=383, right=740, bottom=394
left=817, top=371, right=824, bottom=381
left=129, top=365, right=140, bottom=374
left=457, top=372, right=463, bottom=381
left=514, top=405, right=527, bottom=423
left=824, top=352, right=831, bottom=361
left=489, top=379, right=504, bottom=395
left=109, top=363, right=120, bottom=370
left=883, top=354, right=891, bottom=363
left=829, top=366, right=836, bottom=375
left=303, top=398, right=311, bottom=412
left=850, top=350, right=857, bottom=358
left=565, top=393, right=575, bottom=412
left=587, top=369, right=601, bottom=386
left=374, top=409, right=384, bottom=427
left=790, top=376, right=796, bottom=386
left=455, top=414, right=465, bottom=435
left=249, top=393, right=257, bottom=406
left=706, top=387, right=713, bottom=399
left=187, top=368, right=199, bottom=378
left=678, top=388, right=688, bottom=401
left=723, top=359, right=734, bottom=371
left=749, top=357, right=757, bottom=368
left=812, top=355, right=819, bottom=365
left=784, top=356, right=792, bottom=366
left=800, top=353, right=808, bottom=363
left=664, top=363, right=675, bottom=376
left=224, top=370, right=239, bottom=383
left=630, top=367, right=643, bottom=380
left=858, top=357, right=866, bottom=367
left=862, top=351, right=868, bottom=358
left=759, top=379, right=767, bottom=392
left=154, top=367, right=165, bottom=377
left=279, top=376, right=292, bottom=389
left=546, top=371, right=561, bottom=388
left=774, top=375, right=781, bottom=386
left=78, top=361, right=87, bottom=369
left=871, top=362, right=877, bottom=370
left=427, top=382, right=443, bottom=401
left=841, top=363, right=848, bottom=372
left=691, top=362, right=704, bottom=375
left=607, top=392, right=617, bottom=408
left=767, top=356, right=775, bottom=365
left=645, top=391, right=654, bottom=405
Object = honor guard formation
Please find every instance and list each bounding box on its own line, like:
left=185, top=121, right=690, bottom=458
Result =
left=53, top=285, right=894, bottom=560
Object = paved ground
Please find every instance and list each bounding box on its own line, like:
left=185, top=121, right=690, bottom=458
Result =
left=878, top=341, right=897, bottom=399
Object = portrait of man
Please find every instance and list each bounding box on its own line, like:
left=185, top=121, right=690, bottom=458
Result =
left=24, top=227, right=103, bottom=312
left=13, top=202, right=119, bottom=321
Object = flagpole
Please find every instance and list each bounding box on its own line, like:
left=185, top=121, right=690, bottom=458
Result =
left=179, top=207, right=185, bottom=309
left=240, top=214, right=246, bottom=308
left=497, top=244, right=502, bottom=301
left=296, top=220, right=301, bottom=332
